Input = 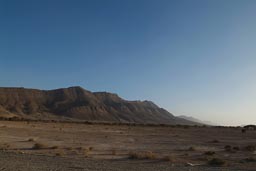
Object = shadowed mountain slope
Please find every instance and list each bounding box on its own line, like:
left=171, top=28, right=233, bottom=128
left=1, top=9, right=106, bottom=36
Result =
left=0, top=86, right=196, bottom=125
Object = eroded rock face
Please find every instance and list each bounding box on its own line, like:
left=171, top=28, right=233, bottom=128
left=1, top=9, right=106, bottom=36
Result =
left=0, top=86, right=194, bottom=124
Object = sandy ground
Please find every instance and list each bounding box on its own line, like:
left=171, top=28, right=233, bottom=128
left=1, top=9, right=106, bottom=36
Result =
left=0, top=121, right=255, bottom=171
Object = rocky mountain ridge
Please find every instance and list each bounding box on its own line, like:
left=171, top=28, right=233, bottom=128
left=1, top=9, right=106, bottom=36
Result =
left=0, top=86, right=196, bottom=125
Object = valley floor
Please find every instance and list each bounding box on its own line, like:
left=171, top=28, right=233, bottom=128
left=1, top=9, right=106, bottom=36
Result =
left=0, top=121, right=255, bottom=171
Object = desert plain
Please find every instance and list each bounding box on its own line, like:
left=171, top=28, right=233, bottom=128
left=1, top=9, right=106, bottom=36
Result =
left=0, top=120, right=255, bottom=171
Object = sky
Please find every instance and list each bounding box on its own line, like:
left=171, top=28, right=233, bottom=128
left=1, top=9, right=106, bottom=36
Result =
left=1, top=0, right=256, bottom=126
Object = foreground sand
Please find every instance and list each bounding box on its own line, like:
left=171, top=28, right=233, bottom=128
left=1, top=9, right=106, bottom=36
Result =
left=0, top=121, right=255, bottom=170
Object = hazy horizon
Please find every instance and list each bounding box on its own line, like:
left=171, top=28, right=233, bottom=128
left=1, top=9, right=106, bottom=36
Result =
left=1, top=0, right=256, bottom=126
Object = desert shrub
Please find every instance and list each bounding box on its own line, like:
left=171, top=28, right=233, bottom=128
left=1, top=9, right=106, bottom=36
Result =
left=183, top=125, right=189, bottom=129
left=55, top=152, right=61, bottom=156
left=76, top=147, right=83, bottom=150
left=144, top=151, right=157, bottom=159
left=111, top=149, right=117, bottom=155
left=128, top=152, right=141, bottom=159
left=233, top=146, right=240, bottom=151
left=204, top=151, right=215, bottom=155
left=188, top=146, right=195, bottom=151
left=208, top=158, right=226, bottom=166
left=75, top=146, right=92, bottom=154
left=28, top=138, right=35, bottom=142
left=128, top=151, right=157, bottom=160
left=32, top=143, right=47, bottom=149
left=0, top=143, right=10, bottom=150
left=244, top=157, right=256, bottom=162
left=210, top=140, right=220, bottom=143
left=83, top=149, right=89, bottom=157
left=244, top=145, right=255, bottom=152
left=51, top=146, right=59, bottom=149
left=66, top=147, right=73, bottom=150
left=224, top=145, right=232, bottom=152
left=72, top=150, right=79, bottom=155
left=4, top=143, right=10, bottom=148
left=55, top=151, right=64, bottom=156
left=162, top=155, right=174, bottom=162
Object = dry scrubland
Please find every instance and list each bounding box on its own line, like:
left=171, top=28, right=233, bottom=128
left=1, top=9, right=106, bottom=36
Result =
left=0, top=121, right=255, bottom=171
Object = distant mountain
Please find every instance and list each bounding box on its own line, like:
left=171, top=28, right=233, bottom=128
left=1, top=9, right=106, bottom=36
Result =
left=178, top=115, right=217, bottom=126
left=0, top=86, right=197, bottom=125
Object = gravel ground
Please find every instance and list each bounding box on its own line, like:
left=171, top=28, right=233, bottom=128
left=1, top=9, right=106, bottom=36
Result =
left=0, top=121, right=255, bottom=171
left=0, top=151, right=254, bottom=171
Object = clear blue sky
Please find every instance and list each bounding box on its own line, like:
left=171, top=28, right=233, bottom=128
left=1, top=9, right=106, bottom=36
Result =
left=1, top=0, right=256, bottom=125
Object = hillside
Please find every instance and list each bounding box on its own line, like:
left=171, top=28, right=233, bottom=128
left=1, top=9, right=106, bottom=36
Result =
left=178, top=115, right=217, bottom=126
left=0, top=86, right=196, bottom=125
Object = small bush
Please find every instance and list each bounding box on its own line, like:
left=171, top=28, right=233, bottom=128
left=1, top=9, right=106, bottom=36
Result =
left=210, top=140, right=220, bottom=143
left=129, top=152, right=141, bottom=159
left=32, top=143, right=47, bottom=149
left=66, top=147, right=73, bottom=150
left=208, top=158, right=226, bottom=166
left=204, top=151, right=215, bottom=155
left=244, top=157, right=256, bottom=162
left=224, top=145, right=232, bottom=152
left=233, top=146, right=240, bottom=151
left=4, top=143, right=10, bottom=148
left=244, top=145, right=255, bottom=152
left=129, top=151, right=157, bottom=160
left=111, top=149, right=117, bottom=155
left=76, top=147, right=83, bottom=151
left=51, top=146, right=59, bottom=149
left=144, top=151, right=157, bottom=159
left=188, top=147, right=195, bottom=151
left=55, top=152, right=62, bottom=156
left=55, top=151, right=64, bottom=156
left=0, top=143, right=10, bottom=150
left=28, top=138, right=35, bottom=142
left=162, top=155, right=174, bottom=162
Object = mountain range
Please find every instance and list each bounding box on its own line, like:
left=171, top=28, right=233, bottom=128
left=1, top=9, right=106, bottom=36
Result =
left=0, top=86, right=197, bottom=125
